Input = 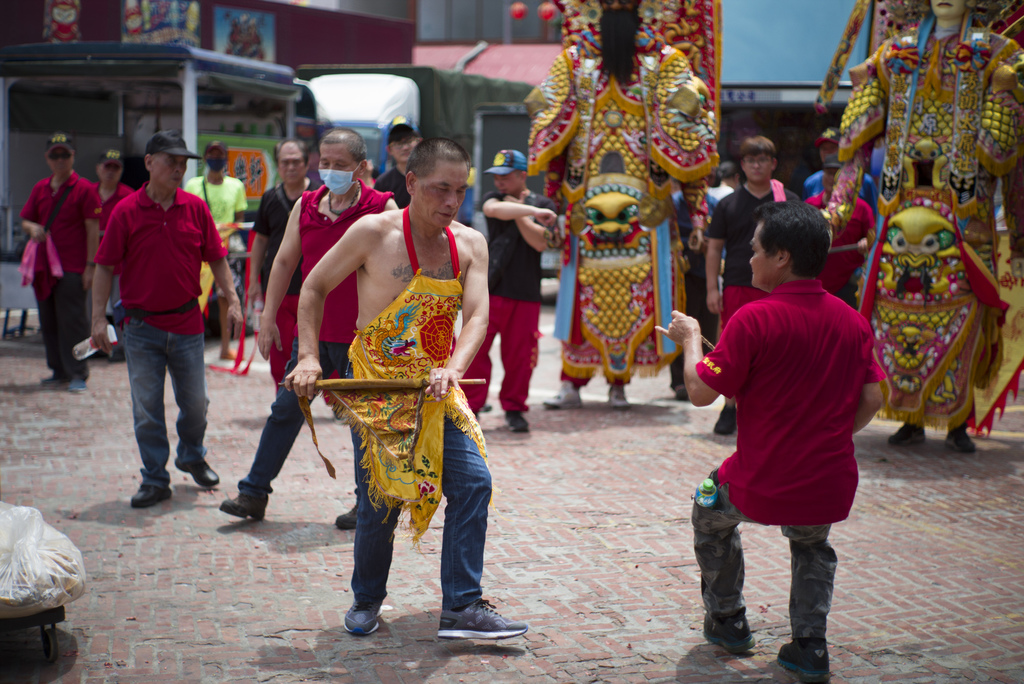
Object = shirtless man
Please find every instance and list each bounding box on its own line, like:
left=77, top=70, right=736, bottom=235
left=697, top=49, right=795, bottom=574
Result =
left=287, top=138, right=528, bottom=640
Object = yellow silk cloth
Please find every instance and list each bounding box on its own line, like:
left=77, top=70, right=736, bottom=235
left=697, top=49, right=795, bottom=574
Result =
left=198, top=224, right=239, bottom=311
left=331, top=270, right=486, bottom=543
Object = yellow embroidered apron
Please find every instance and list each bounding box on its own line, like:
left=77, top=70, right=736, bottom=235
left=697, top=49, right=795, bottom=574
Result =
left=329, top=208, right=485, bottom=543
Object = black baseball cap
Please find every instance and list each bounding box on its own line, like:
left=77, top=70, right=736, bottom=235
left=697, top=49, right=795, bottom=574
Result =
left=98, top=149, right=124, bottom=166
left=145, top=130, right=201, bottom=158
left=46, top=131, right=75, bottom=153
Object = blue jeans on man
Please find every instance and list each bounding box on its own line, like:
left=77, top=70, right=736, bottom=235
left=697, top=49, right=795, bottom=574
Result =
left=351, top=414, right=492, bottom=611
left=124, top=318, right=209, bottom=488
left=238, top=338, right=353, bottom=498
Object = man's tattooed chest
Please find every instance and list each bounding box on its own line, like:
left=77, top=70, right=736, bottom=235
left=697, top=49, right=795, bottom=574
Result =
left=391, top=262, right=454, bottom=282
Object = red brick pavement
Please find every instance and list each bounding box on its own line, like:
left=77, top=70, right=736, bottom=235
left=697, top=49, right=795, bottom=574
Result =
left=2, top=306, right=1023, bottom=683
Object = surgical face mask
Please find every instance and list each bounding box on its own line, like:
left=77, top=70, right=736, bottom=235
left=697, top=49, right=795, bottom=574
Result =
left=319, top=168, right=354, bottom=195
left=205, top=157, right=227, bottom=172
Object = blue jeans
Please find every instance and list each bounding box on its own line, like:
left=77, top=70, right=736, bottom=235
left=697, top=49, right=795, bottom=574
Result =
left=238, top=339, right=353, bottom=498
left=123, top=319, right=209, bottom=488
left=351, top=416, right=492, bottom=611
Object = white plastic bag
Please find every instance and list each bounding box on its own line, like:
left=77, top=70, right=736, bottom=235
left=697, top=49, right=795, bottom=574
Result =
left=0, top=502, right=87, bottom=618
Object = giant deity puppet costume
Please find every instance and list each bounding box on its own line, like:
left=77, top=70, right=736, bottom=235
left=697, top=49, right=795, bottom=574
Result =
left=820, top=0, right=1024, bottom=450
left=528, top=0, right=720, bottom=409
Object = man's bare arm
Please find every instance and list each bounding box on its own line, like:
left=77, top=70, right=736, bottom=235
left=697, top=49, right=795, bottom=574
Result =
left=853, top=382, right=883, bottom=433
left=656, top=310, right=719, bottom=407
left=89, top=265, right=115, bottom=354
left=258, top=201, right=303, bottom=358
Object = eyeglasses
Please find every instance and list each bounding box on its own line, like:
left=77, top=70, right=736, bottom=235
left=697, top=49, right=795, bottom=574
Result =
left=390, top=138, right=421, bottom=149
left=278, top=159, right=305, bottom=167
left=742, top=156, right=773, bottom=167
left=48, top=151, right=71, bottom=160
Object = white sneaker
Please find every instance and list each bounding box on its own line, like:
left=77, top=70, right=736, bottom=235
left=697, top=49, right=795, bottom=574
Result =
left=544, top=380, right=582, bottom=409
left=608, top=385, right=630, bottom=410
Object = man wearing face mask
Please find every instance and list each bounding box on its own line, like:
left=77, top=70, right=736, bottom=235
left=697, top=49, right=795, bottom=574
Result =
left=220, top=128, right=398, bottom=526
left=184, top=140, right=247, bottom=360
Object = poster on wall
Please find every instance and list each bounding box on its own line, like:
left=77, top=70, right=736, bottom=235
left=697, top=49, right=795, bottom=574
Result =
left=214, top=7, right=276, bottom=62
left=122, top=0, right=200, bottom=47
left=45, top=0, right=81, bottom=43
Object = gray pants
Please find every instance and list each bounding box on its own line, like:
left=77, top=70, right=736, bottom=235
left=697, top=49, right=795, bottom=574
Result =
left=692, top=473, right=838, bottom=639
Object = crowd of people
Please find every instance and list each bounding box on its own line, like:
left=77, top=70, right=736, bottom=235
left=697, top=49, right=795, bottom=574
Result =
left=18, top=2, right=1020, bottom=678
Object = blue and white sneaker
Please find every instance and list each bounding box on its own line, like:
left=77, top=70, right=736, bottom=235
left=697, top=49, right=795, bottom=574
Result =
left=344, top=601, right=382, bottom=635
left=437, top=598, right=528, bottom=640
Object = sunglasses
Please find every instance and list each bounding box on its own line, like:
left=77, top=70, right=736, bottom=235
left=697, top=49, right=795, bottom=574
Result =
left=102, top=162, right=123, bottom=170
left=48, top=151, right=72, bottom=160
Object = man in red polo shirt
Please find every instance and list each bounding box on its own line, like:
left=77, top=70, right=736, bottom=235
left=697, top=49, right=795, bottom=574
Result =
left=20, top=131, right=101, bottom=393
left=805, top=153, right=873, bottom=307
left=659, top=201, right=884, bottom=683
left=90, top=130, right=242, bottom=509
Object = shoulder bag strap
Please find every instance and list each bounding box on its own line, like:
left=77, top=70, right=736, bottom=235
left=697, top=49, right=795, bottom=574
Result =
left=44, top=185, right=74, bottom=232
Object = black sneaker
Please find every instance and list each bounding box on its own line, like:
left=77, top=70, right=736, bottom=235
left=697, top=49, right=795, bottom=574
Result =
left=437, top=598, right=529, bottom=640
left=335, top=503, right=358, bottom=530
left=505, top=410, right=529, bottom=433
left=703, top=611, right=755, bottom=653
left=777, top=637, right=830, bottom=683
left=345, top=601, right=382, bottom=635
left=888, top=422, right=924, bottom=446
left=674, top=385, right=689, bottom=402
left=945, top=423, right=976, bottom=453
left=713, top=404, right=737, bottom=435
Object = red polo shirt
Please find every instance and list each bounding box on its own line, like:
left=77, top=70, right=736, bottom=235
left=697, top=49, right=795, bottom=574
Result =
left=696, top=279, right=885, bottom=526
left=20, top=172, right=101, bottom=274
left=95, top=185, right=228, bottom=335
left=806, top=192, right=874, bottom=295
left=90, top=181, right=135, bottom=235
left=299, top=181, right=392, bottom=343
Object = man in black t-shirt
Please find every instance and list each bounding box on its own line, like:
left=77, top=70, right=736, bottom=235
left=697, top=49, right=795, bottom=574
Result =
left=248, top=138, right=322, bottom=386
left=705, top=136, right=799, bottom=434
left=372, top=118, right=420, bottom=208
left=463, top=149, right=557, bottom=433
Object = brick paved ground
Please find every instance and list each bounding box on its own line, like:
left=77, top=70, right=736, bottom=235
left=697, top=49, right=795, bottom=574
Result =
left=2, top=305, right=1023, bottom=683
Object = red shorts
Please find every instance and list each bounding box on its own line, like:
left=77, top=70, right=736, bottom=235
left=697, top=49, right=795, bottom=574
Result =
left=721, top=285, right=768, bottom=328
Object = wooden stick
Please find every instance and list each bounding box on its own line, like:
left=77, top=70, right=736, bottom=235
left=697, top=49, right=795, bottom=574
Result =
left=828, top=243, right=862, bottom=254
left=313, top=378, right=486, bottom=390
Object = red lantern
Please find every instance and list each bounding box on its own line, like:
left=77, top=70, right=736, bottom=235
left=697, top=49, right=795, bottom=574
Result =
left=510, top=1, right=527, bottom=20
left=538, top=1, right=557, bottom=21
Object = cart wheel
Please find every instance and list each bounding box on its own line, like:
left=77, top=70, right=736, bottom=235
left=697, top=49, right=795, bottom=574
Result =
left=40, top=624, right=59, bottom=662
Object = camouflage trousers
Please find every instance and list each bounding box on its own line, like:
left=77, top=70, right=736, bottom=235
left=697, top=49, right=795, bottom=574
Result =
left=692, top=472, right=838, bottom=639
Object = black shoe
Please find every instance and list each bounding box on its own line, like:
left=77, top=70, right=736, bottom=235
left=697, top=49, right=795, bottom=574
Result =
left=479, top=403, right=493, bottom=414
left=220, top=493, right=267, bottom=520
left=131, top=484, right=172, bottom=508
left=674, top=385, right=689, bottom=402
left=888, top=422, right=925, bottom=446
left=778, top=637, right=830, bottom=683
left=437, top=598, right=529, bottom=639
left=335, top=503, right=358, bottom=530
left=505, top=410, right=529, bottom=433
left=713, top=405, right=737, bottom=435
left=703, top=610, right=755, bottom=653
left=945, top=423, right=976, bottom=453
left=40, top=374, right=70, bottom=386
left=174, top=458, right=220, bottom=488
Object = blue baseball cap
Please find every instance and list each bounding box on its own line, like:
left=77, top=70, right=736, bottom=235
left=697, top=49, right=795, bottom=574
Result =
left=485, top=149, right=527, bottom=175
